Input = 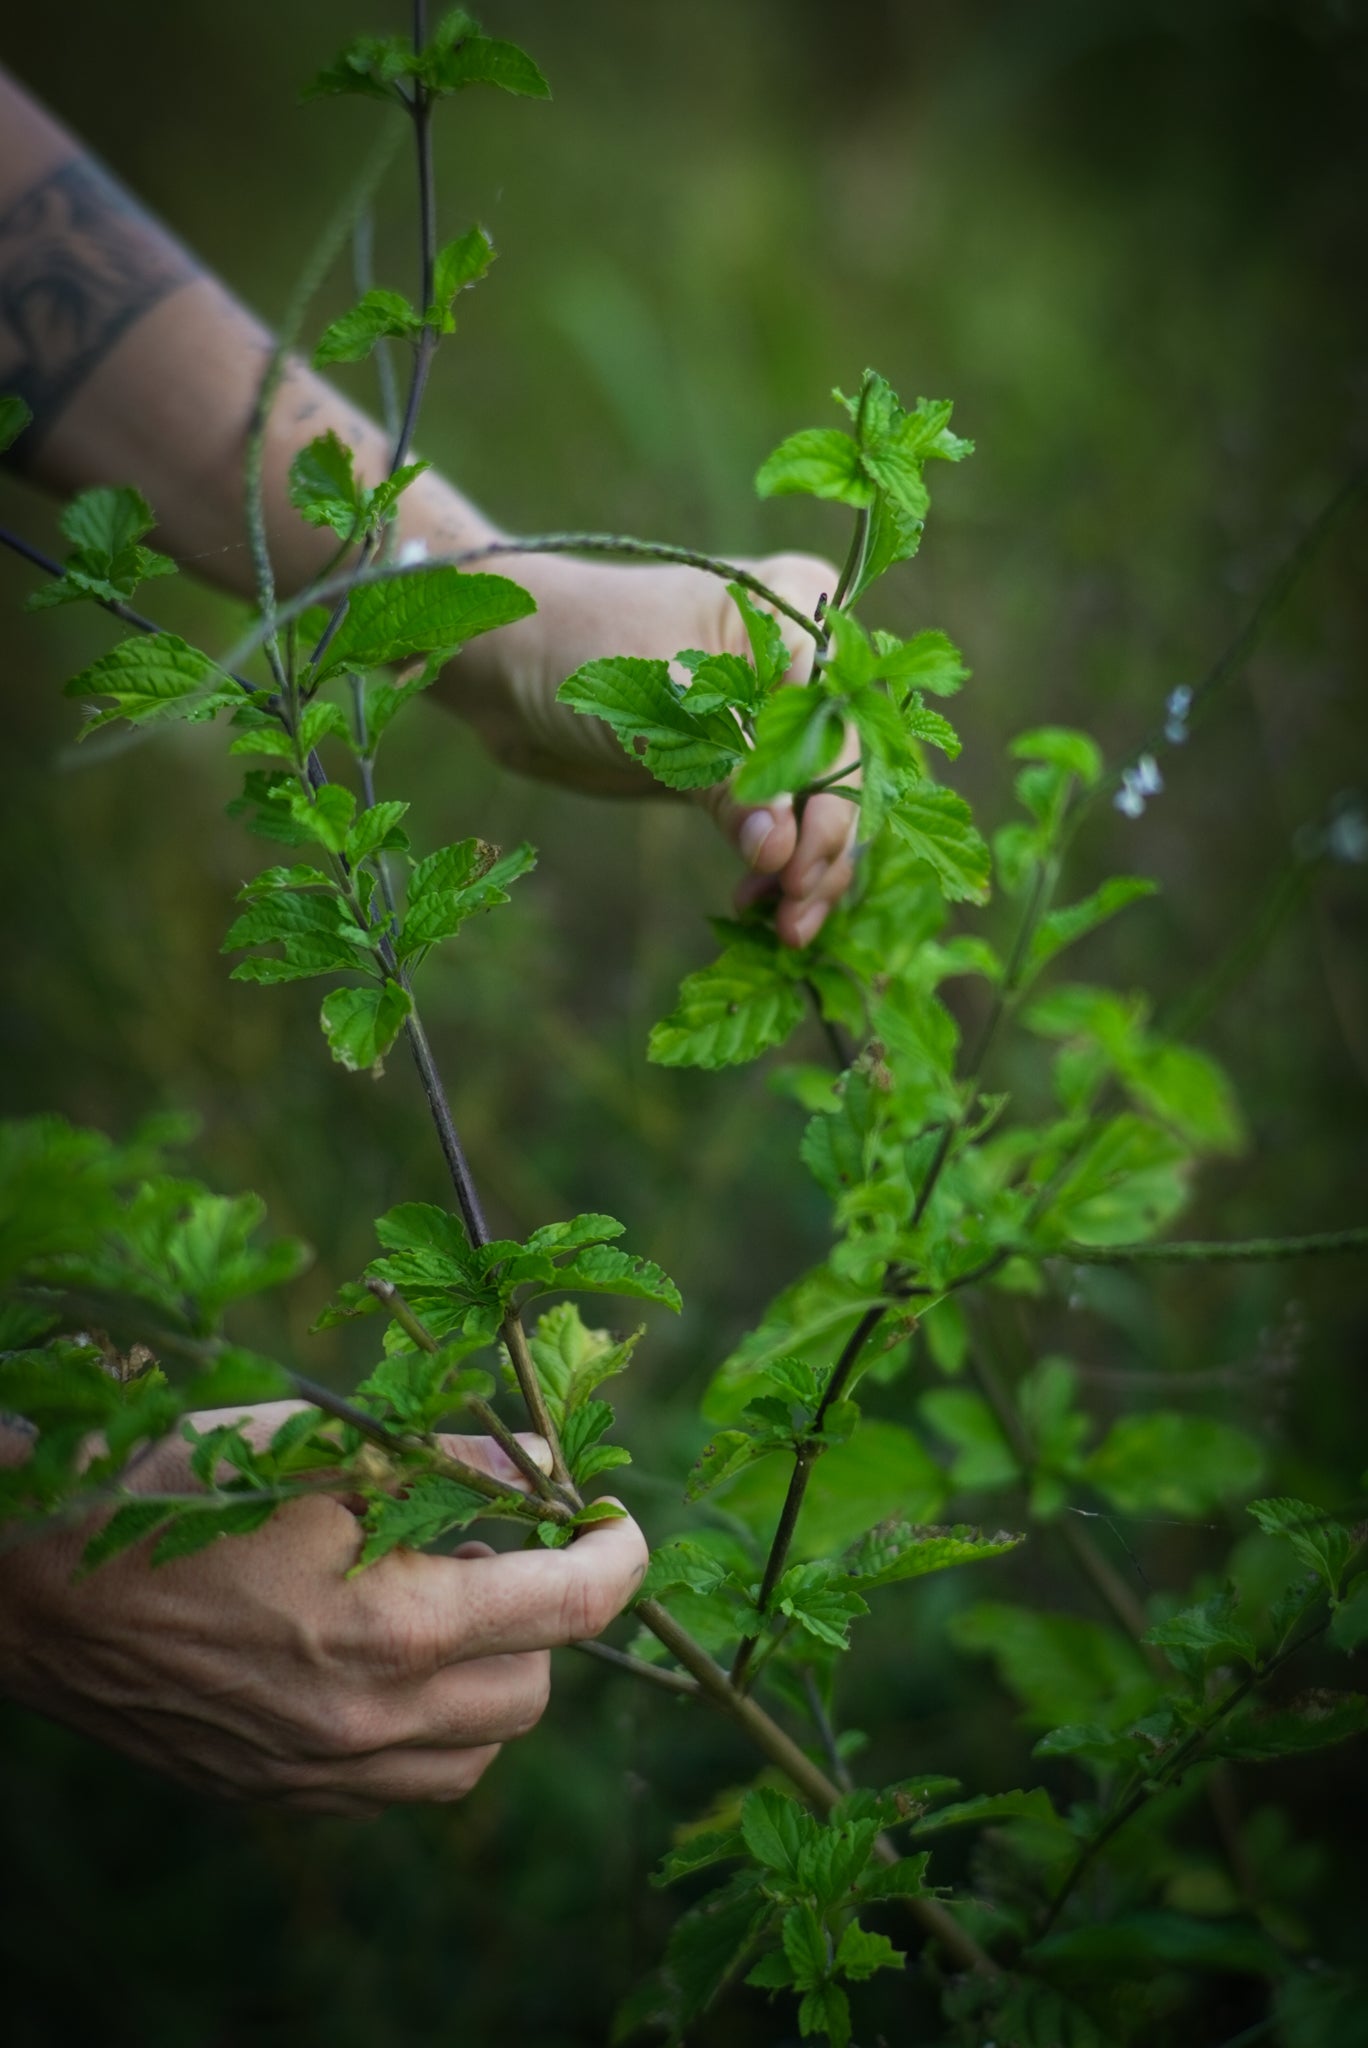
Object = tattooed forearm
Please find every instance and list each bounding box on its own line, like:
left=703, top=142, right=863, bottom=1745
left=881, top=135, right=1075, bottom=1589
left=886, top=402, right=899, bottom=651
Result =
left=0, top=157, right=197, bottom=453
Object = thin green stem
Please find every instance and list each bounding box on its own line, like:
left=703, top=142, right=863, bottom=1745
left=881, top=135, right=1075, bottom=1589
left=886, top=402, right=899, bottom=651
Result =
left=361, top=1277, right=563, bottom=1503
left=1038, top=1615, right=1332, bottom=1936
left=638, top=1598, right=992, bottom=1973
left=729, top=1302, right=888, bottom=1688
left=1052, top=1228, right=1368, bottom=1266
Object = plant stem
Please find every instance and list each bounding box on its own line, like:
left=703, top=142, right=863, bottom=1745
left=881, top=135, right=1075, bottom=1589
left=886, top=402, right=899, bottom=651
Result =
left=729, top=1303, right=888, bottom=1688
left=362, top=1278, right=561, bottom=1502
left=638, top=1598, right=992, bottom=1973
left=1053, top=1228, right=1368, bottom=1266
left=1038, top=1615, right=1331, bottom=1936
left=573, top=1638, right=700, bottom=1698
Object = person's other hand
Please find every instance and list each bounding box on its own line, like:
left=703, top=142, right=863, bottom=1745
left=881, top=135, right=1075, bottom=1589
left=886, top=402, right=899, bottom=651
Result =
left=0, top=1402, right=647, bottom=1816
left=443, top=549, right=859, bottom=948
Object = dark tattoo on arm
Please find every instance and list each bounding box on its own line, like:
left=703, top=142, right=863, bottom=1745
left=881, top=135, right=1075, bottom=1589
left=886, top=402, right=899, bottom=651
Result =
left=0, top=157, right=197, bottom=458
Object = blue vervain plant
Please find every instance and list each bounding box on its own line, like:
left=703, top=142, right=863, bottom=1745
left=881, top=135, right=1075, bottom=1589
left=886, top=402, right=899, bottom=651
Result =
left=2, top=9, right=1366, bottom=2045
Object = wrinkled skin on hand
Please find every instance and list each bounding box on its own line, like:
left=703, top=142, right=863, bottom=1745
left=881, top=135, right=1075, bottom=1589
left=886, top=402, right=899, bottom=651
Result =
left=0, top=1403, right=648, bottom=1817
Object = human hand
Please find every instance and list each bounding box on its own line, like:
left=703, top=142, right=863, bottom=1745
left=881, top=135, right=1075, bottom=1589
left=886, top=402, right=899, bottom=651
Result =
left=0, top=1402, right=647, bottom=1816
left=441, top=549, right=858, bottom=949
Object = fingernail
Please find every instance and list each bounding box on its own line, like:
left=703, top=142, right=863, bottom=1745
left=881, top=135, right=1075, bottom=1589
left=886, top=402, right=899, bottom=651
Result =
left=739, top=810, right=776, bottom=865
left=517, top=1433, right=554, bottom=1474
left=791, top=856, right=829, bottom=898
left=790, top=902, right=826, bottom=949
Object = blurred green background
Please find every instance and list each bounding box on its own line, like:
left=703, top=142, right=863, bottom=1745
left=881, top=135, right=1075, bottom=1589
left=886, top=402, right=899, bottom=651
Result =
left=1, top=2, right=1365, bottom=2043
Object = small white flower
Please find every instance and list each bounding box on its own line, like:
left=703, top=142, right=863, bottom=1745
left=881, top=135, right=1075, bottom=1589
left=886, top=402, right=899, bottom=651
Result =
left=1134, top=753, right=1164, bottom=796
left=1328, top=803, right=1368, bottom=865
left=1164, top=684, right=1192, bottom=745
left=397, top=537, right=429, bottom=568
left=1114, top=781, right=1146, bottom=818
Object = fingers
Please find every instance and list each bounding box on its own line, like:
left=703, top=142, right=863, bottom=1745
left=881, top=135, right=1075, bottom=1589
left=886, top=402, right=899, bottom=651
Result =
left=432, top=1431, right=553, bottom=1493
left=368, top=1502, right=649, bottom=1667
left=278, top=1741, right=504, bottom=1816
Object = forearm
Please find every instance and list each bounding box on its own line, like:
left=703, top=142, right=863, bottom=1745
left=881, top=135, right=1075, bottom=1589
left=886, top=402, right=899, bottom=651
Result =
left=0, top=68, right=642, bottom=786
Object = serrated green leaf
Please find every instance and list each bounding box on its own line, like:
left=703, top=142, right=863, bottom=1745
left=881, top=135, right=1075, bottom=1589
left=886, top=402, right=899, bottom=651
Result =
left=834, top=1921, right=904, bottom=1982
left=314, top=288, right=421, bottom=367
left=150, top=1498, right=278, bottom=1566
left=755, top=427, right=871, bottom=507
left=719, top=1421, right=944, bottom=1558
left=1248, top=1497, right=1355, bottom=1596
left=1209, top=1690, right=1368, bottom=1764
left=287, top=430, right=363, bottom=536
left=743, top=1787, right=808, bottom=1878
left=913, top=1787, right=1059, bottom=1834
left=1026, top=878, right=1156, bottom=979
left=557, top=656, right=743, bottom=791
left=64, top=632, right=237, bottom=733
left=1145, top=1592, right=1258, bottom=1670
left=732, top=686, right=845, bottom=804
left=887, top=780, right=991, bottom=903
left=871, top=627, right=968, bottom=696
left=320, top=980, right=412, bottom=1073
left=347, top=800, right=411, bottom=864
left=548, top=1243, right=681, bottom=1312
left=653, top=1829, right=746, bottom=1887
left=774, top=1561, right=868, bottom=1648
left=80, top=1498, right=176, bottom=1574
left=356, top=1472, right=497, bottom=1568
left=425, top=31, right=550, bottom=97
left=842, top=1518, right=1024, bottom=1591
left=1010, top=726, right=1103, bottom=788
left=1088, top=1414, right=1265, bottom=1516
left=727, top=582, right=791, bottom=687
left=649, top=943, right=805, bottom=1069
left=428, top=225, right=495, bottom=329
left=321, top=567, right=535, bottom=674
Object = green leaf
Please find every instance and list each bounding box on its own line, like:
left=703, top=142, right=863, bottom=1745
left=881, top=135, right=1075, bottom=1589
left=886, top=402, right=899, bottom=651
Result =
left=737, top=689, right=847, bottom=802
left=650, top=937, right=807, bottom=1070
left=356, top=1472, right=497, bottom=1568
left=719, top=1422, right=944, bottom=1559
left=1210, top=1690, right=1368, bottom=1763
left=287, top=430, right=364, bottom=536
left=557, top=656, right=742, bottom=791
left=1248, top=1497, right=1355, bottom=1597
left=319, top=981, right=413, bottom=1073
left=428, top=225, right=495, bottom=329
left=524, top=1302, right=641, bottom=1429
left=887, top=780, right=991, bottom=903
left=653, top=1829, right=746, bottom=1887
left=798, top=1983, right=851, bottom=2048
left=871, top=627, right=968, bottom=696
left=425, top=30, right=551, bottom=98
left=834, top=1921, right=905, bottom=1982
left=658, top=1875, right=769, bottom=2030
left=755, top=427, right=871, bottom=507
left=399, top=836, right=533, bottom=957
left=1010, top=726, right=1103, bottom=789
left=1145, top=1592, right=1258, bottom=1670
left=150, top=1498, right=278, bottom=1566
left=1029, top=1911, right=1281, bottom=1981
left=741, top=1786, right=807, bottom=1879
left=913, top=1787, right=1058, bottom=1834
left=727, top=582, right=791, bottom=688
left=1088, top=1413, right=1265, bottom=1516
left=1038, top=1113, right=1190, bottom=1247
left=301, top=34, right=414, bottom=101
left=321, top=567, right=535, bottom=673
left=733, top=687, right=846, bottom=804
left=0, top=392, right=33, bottom=452
left=919, top=1388, right=1019, bottom=1491
left=347, top=800, right=411, bottom=864
left=548, top=1243, right=682, bottom=1312
left=64, top=633, right=237, bottom=733
left=781, top=1903, right=829, bottom=1992
left=773, top=1562, right=869, bottom=1648
left=685, top=1428, right=781, bottom=1502
left=1026, top=878, right=1156, bottom=980
left=314, top=288, right=421, bottom=367
left=842, top=1518, right=1024, bottom=1591
left=950, top=1602, right=1156, bottom=1729
left=1123, top=1041, right=1245, bottom=1154
left=80, top=1498, right=176, bottom=1574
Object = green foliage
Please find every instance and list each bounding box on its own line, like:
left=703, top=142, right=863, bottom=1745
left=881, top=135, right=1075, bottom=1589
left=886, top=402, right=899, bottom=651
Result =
left=6, top=31, right=1367, bottom=2048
